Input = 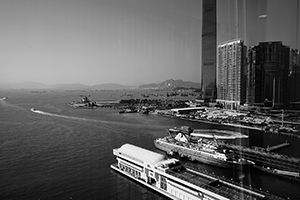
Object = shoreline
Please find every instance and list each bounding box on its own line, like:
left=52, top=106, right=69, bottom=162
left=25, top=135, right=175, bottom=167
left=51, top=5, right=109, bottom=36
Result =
left=155, top=112, right=300, bottom=138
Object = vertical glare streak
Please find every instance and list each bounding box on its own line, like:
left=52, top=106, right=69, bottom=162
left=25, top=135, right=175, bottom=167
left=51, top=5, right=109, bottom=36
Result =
left=235, top=0, right=239, bottom=39
left=297, top=0, right=299, bottom=50
left=243, top=0, right=247, bottom=45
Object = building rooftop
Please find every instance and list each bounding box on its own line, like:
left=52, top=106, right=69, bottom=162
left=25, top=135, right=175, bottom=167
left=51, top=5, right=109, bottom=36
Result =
left=118, top=144, right=165, bottom=165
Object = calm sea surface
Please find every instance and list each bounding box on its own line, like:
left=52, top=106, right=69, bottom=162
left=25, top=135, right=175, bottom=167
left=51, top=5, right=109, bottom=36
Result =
left=0, top=90, right=299, bottom=200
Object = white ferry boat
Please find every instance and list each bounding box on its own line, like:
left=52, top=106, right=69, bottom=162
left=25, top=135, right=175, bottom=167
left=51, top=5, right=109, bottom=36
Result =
left=154, top=134, right=255, bottom=169
left=111, top=144, right=283, bottom=200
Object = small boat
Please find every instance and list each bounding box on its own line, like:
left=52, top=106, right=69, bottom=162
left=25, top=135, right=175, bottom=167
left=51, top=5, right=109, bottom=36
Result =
left=119, top=109, right=125, bottom=114
left=255, top=166, right=300, bottom=181
left=138, top=107, right=149, bottom=114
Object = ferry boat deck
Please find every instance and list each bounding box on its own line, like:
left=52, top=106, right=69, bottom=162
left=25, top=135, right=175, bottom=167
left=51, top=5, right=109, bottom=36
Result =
left=111, top=143, right=284, bottom=200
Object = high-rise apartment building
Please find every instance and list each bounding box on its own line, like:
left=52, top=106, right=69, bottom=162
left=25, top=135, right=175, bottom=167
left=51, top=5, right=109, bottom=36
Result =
left=217, top=39, right=246, bottom=109
left=288, top=49, right=300, bottom=107
left=246, top=42, right=290, bottom=107
left=246, top=46, right=258, bottom=105
left=201, top=0, right=216, bottom=101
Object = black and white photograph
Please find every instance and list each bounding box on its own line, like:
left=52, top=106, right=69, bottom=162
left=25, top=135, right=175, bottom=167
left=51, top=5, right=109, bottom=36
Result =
left=1, top=0, right=300, bottom=199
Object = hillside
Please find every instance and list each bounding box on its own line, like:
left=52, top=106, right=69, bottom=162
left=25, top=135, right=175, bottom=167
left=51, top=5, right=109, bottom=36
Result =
left=139, top=79, right=200, bottom=89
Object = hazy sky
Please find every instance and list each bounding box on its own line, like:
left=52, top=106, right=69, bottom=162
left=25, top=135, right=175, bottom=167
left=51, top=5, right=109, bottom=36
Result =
left=217, top=0, right=300, bottom=49
left=1, top=0, right=299, bottom=86
left=0, top=0, right=202, bottom=86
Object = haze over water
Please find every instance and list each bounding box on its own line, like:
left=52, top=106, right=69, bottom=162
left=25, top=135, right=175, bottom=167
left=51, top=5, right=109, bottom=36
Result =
left=1, top=90, right=300, bottom=199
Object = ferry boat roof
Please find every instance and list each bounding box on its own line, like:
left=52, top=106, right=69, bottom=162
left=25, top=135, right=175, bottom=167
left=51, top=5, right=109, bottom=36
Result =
left=118, top=143, right=165, bottom=165
left=113, top=144, right=284, bottom=200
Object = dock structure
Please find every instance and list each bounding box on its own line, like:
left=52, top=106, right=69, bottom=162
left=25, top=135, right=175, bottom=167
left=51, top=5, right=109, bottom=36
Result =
left=96, top=99, right=120, bottom=104
left=112, top=144, right=284, bottom=200
left=267, top=141, right=290, bottom=152
left=223, top=143, right=300, bottom=177
left=272, top=119, right=300, bottom=126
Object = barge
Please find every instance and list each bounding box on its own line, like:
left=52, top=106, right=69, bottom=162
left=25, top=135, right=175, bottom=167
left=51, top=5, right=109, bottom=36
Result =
left=111, top=144, right=284, bottom=200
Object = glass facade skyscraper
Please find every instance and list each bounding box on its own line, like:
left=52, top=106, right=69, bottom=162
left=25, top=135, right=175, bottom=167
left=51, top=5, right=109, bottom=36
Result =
left=247, top=42, right=290, bottom=106
left=201, top=0, right=217, bottom=101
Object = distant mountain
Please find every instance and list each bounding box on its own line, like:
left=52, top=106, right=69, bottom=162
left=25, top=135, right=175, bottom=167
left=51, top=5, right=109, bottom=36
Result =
left=1, top=81, right=48, bottom=89
left=129, top=81, right=144, bottom=87
left=91, top=83, right=131, bottom=90
left=0, top=79, right=200, bottom=90
left=139, top=79, right=200, bottom=89
left=51, top=83, right=90, bottom=90
left=0, top=81, right=134, bottom=90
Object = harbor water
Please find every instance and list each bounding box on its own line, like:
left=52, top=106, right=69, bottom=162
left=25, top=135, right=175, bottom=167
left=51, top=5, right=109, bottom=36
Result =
left=1, top=90, right=300, bottom=200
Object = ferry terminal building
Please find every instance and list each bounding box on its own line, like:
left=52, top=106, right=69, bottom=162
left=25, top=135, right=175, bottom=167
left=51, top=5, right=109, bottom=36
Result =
left=111, top=144, right=278, bottom=200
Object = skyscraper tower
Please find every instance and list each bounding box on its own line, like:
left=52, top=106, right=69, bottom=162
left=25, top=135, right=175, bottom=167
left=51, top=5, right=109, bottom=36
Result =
left=247, top=41, right=290, bottom=107
left=201, top=0, right=217, bottom=101
left=217, top=39, right=246, bottom=109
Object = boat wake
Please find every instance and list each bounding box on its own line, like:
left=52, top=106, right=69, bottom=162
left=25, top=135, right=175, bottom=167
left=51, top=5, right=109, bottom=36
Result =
left=0, top=97, right=25, bottom=111
left=30, top=108, right=95, bottom=122
left=30, top=108, right=162, bottom=131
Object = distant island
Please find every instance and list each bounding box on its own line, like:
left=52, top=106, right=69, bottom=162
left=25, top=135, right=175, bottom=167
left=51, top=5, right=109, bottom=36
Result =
left=139, top=79, right=200, bottom=90
left=0, top=79, right=200, bottom=90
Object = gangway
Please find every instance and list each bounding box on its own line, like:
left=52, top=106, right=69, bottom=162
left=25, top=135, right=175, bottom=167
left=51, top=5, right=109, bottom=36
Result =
left=267, top=141, right=290, bottom=152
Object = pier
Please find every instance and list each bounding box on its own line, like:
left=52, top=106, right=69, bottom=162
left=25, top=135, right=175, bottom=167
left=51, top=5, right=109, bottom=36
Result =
left=266, top=141, right=290, bottom=152
left=223, top=143, right=300, bottom=177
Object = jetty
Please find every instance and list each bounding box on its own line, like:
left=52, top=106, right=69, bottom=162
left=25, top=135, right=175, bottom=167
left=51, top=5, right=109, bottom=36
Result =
left=267, top=141, right=290, bottom=152
left=223, top=143, right=300, bottom=180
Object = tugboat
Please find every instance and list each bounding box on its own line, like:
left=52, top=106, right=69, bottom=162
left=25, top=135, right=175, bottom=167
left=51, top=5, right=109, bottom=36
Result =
left=118, top=109, right=125, bottom=114
left=138, top=106, right=149, bottom=114
left=118, top=106, right=137, bottom=114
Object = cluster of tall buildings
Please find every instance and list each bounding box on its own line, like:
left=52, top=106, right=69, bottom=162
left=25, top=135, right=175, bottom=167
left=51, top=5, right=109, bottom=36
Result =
left=201, top=0, right=300, bottom=109
left=217, top=39, right=300, bottom=109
